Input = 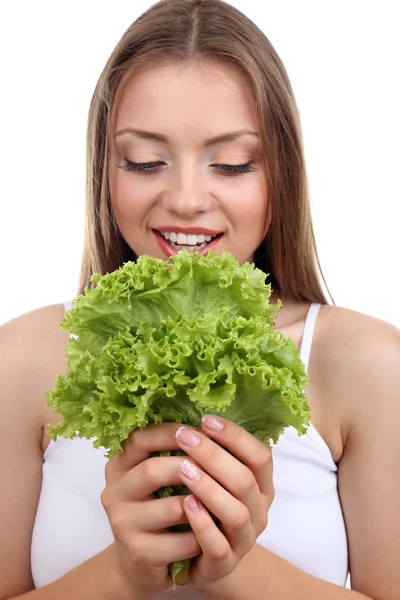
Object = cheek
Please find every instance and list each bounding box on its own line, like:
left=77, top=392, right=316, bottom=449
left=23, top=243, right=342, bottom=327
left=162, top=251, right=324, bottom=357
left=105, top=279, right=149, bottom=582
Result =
left=109, top=169, right=148, bottom=223
left=225, top=176, right=269, bottom=223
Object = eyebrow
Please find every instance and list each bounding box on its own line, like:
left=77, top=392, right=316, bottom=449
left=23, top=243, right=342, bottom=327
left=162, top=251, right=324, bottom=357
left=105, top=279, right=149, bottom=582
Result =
left=114, top=127, right=259, bottom=146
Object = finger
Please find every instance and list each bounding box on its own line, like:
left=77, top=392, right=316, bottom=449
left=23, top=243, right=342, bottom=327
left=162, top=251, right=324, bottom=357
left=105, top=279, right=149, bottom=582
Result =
left=178, top=460, right=253, bottom=555
left=200, top=415, right=274, bottom=497
left=103, top=495, right=189, bottom=539
left=106, top=422, right=183, bottom=483
left=154, top=530, right=202, bottom=564
left=123, top=530, right=201, bottom=566
left=132, top=495, right=190, bottom=531
left=183, top=495, right=233, bottom=581
left=175, top=425, right=263, bottom=524
left=105, top=455, right=187, bottom=501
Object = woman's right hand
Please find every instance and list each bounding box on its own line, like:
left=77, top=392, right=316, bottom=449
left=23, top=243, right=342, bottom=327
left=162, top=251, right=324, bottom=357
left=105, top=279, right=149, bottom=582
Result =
left=101, top=422, right=201, bottom=598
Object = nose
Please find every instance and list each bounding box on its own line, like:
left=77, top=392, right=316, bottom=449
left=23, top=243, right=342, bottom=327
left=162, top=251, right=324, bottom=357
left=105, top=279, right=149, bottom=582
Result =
left=161, top=165, right=213, bottom=217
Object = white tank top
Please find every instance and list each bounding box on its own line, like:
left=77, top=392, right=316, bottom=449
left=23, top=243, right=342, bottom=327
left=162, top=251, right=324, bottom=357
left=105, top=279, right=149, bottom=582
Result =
left=31, top=302, right=348, bottom=596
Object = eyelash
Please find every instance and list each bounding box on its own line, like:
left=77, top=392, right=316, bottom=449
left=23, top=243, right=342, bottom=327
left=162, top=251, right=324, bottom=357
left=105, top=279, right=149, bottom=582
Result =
left=119, top=160, right=256, bottom=176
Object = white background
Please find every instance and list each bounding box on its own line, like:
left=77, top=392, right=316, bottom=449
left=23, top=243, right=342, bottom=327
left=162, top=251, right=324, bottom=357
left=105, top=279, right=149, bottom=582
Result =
left=0, top=0, right=399, bottom=327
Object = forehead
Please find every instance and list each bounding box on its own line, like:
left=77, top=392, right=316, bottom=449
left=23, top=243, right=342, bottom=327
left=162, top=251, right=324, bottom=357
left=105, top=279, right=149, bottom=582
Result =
left=113, top=60, right=258, bottom=133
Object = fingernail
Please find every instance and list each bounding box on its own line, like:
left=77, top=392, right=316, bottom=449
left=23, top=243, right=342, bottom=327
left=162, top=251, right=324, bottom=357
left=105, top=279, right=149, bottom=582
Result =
left=180, top=459, right=201, bottom=480
left=185, top=494, right=200, bottom=512
left=176, top=426, right=200, bottom=447
left=201, top=415, right=224, bottom=432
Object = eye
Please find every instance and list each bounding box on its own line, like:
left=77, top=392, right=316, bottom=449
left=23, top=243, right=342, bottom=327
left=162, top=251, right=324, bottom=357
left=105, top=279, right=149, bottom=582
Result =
left=211, top=161, right=256, bottom=176
left=118, top=160, right=165, bottom=175
left=117, top=160, right=256, bottom=176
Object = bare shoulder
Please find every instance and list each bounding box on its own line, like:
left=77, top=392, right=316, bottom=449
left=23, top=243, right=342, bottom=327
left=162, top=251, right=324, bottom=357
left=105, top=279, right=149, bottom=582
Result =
left=0, top=305, right=69, bottom=596
left=311, top=304, right=400, bottom=451
left=1, top=303, right=69, bottom=372
left=315, top=307, right=400, bottom=598
left=315, top=304, right=400, bottom=382
left=0, top=303, right=69, bottom=437
left=317, top=303, right=399, bottom=355
left=1, top=302, right=68, bottom=345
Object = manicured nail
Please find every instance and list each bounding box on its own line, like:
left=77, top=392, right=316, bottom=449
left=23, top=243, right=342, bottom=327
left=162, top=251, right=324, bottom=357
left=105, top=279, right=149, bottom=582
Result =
left=185, top=494, right=200, bottom=512
left=201, top=415, right=224, bottom=432
left=180, top=459, right=201, bottom=480
left=176, top=426, right=200, bottom=447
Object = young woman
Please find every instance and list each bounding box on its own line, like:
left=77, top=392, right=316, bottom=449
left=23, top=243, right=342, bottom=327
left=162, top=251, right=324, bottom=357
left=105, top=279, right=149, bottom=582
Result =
left=0, top=1, right=398, bottom=599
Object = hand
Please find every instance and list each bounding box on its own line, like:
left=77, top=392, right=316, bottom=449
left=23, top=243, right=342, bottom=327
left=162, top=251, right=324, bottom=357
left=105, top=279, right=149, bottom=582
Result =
left=100, top=423, right=202, bottom=597
left=174, top=415, right=274, bottom=590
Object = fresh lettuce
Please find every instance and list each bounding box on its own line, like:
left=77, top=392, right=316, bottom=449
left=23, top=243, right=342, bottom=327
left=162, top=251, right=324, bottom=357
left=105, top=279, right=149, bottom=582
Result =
left=47, top=251, right=310, bottom=585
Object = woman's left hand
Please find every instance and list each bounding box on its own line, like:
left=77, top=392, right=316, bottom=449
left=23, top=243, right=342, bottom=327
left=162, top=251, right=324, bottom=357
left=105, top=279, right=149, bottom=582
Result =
left=175, top=414, right=275, bottom=590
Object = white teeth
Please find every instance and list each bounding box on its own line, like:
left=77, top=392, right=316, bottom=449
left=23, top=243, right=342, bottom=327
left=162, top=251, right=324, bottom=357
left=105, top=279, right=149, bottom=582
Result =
left=173, top=244, right=207, bottom=252
left=176, top=232, right=187, bottom=245
left=186, top=234, right=197, bottom=245
left=158, top=230, right=219, bottom=246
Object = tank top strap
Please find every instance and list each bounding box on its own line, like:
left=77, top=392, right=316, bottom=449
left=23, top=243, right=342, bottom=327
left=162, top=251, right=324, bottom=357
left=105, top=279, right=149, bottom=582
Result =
left=300, top=302, right=321, bottom=373
left=63, top=300, right=74, bottom=312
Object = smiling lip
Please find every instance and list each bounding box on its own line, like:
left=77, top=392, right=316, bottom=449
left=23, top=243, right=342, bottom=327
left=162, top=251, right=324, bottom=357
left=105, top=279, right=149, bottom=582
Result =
left=154, top=225, right=221, bottom=235
left=153, top=229, right=223, bottom=257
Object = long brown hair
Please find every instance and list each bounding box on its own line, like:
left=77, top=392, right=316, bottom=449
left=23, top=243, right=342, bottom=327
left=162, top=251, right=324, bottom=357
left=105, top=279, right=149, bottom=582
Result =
left=79, top=0, right=331, bottom=303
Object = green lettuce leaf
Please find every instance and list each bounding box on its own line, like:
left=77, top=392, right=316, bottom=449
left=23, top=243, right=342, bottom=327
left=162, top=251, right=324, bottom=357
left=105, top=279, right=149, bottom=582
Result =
left=46, top=251, right=310, bottom=586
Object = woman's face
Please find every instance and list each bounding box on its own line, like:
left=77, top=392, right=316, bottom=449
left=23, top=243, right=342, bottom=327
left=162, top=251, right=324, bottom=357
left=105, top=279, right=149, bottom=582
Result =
left=109, top=60, right=270, bottom=264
